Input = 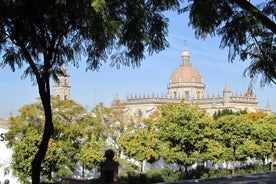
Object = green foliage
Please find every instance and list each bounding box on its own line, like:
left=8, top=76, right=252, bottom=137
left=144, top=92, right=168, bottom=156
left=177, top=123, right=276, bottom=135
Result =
left=118, top=163, right=270, bottom=183
left=214, top=115, right=253, bottom=175
left=118, top=159, right=141, bottom=177
left=145, top=168, right=184, bottom=182
left=119, top=168, right=183, bottom=184
left=157, top=103, right=211, bottom=170
left=205, top=139, right=229, bottom=164
left=213, top=109, right=247, bottom=120
left=6, top=97, right=276, bottom=182
left=236, top=163, right=270, bottom=175
left=9, top=132, right=40, bottom=183
left=76, top=134, right=105, bottom=170
left=243, top=111, right=268, bottom=121
left=215, top=116, right=252, bottom=155
left=120, top=129, right=161, bottom=163
left=5, top=97, right=105, bottom=183
left=157, top=168, right=184, bottom=182
left=0, top=0, right=180, bottom=182
left=0, top=0, right=180, bottom=75
left=92, top=99, right=133, bottom=158
left=251, top=114, right=276, bottom=171
left=182, top=0, right=276, bottom=85
left=201, top=169, right=231, bottom=179
left=120, top=115, right=164, bottom=164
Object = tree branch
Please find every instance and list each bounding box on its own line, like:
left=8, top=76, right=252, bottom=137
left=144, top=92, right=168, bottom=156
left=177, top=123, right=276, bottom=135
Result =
left=231, top=0, right=276, bottom=34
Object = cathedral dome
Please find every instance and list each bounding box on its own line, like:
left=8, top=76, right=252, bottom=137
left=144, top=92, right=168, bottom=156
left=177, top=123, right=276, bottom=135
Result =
left=169, top=65, right=203, bottom=84
left=169, top=47, right=203, bottom=84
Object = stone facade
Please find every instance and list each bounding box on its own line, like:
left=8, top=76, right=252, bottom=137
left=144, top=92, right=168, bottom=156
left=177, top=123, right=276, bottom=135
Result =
left=53, top=65, right=71, bottom=100
left=0, top=118, right=9, bottom=128
left=124, top=47, right=270, bottom=118
left=51, top=47, right=270, bottom=117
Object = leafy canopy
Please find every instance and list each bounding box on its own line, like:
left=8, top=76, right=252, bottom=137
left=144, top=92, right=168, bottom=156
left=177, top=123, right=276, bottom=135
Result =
left=214, top=115, right=253, bottom=175
left=120, top=114, right=165, bottom=165
left=182, top=0, right=276, bottom=86
left=0, top=0, right=180, bottom=182
left=156, top=103, right=210, bottom=171
left=0, top=0, right=180, bottom=75
left=5, top=97, right=105, bottom=183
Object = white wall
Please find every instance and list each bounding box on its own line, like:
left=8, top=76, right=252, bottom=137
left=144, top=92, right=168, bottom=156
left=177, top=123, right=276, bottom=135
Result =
left=0, top=127, right=20, bottom=184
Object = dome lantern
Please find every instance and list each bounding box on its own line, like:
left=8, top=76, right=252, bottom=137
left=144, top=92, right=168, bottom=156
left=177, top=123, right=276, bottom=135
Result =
left=180, top=47, right=191, bottom=66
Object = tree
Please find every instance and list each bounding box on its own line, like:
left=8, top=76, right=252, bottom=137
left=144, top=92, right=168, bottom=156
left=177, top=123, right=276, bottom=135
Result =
left=0, top=0, right=179, bottom=182
left=5, top=97, right=103, bottom=182
left=243, top=111, right=268, bottom=121
left=120, top=112, right=165, bottom=172
left=156, top=103, right=210, bottom=174
left=182, top=0, right=276, bottom=86
left=215, top=115, right=252, bottom=175
left=92, top=98, right=133, bottom=158
left=252, top=114, right=276, bottom=171
left=213, top=108, right=247, bottom=120
left=53, top=104, right=106, bottom=179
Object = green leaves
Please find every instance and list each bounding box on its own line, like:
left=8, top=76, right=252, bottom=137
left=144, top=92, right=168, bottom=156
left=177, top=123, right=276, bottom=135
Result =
left=5, top=97, right=105, bottom=182
left=0, top=0, right=180, bottom=74
left=157, top=103, right=210, bottom=169
left=183, top=0, right=276, bottom=85
left=215, top=115, right=252, bottom=164
left=251, top=114, right=276, bottom=170
left=91, top=0, right=107, bottom=13
left=120, top=127, right=163, bottom=164
left=6, top=95, right=276, bottom=181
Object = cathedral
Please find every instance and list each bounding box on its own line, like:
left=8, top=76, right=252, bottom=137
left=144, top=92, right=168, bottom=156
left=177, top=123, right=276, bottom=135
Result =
left=122, top=47, right=271, bottom=118
left=53, top=47, right=271, bottom=117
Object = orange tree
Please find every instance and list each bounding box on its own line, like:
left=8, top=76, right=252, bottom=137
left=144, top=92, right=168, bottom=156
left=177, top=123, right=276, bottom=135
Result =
left=214, top=115, right=253, bottom=175
left=92, top=98, right=131, bottom=158
left=120, top=112, right=165, bottom=172
left=156, top=103, right=211, bottom=174
left=5, top=97, right=104, bottom=183
left=251, top=114, right=276, bottom=171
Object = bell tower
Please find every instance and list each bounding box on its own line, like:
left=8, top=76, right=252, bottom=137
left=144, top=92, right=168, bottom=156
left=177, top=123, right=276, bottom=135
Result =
left=53, top=66, right=70, bottom=100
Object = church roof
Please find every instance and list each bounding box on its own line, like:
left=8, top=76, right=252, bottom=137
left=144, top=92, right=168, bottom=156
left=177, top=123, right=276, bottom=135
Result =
left=169, top=65, right=203, bottom=84
left=169, top=47, right=203, bottom=84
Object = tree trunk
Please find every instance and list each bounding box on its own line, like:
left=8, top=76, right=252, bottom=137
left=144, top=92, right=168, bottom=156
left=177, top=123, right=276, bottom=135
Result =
left=184, top=163, right=188, bottom=179
left=31, top=77, right=54, bottom=183
left=262, top=157, right=266, bottom=171
left=270, top=143, right=274, bottom=171
left=184, top=153, right=189, bottom=179
left=47, top=171, right=52, bottom=183
left=232, top=147, right=236, bottom=176
left=82, top=164, right=85, bottom=180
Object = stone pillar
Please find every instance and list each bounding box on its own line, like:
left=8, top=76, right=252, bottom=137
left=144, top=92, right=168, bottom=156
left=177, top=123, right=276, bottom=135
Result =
left=100, top=149, right=119, bottom=184
left=223, top=82, right=231, bottom=106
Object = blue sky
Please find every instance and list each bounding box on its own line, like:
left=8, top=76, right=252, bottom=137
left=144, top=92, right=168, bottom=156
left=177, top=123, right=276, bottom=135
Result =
left=0, top=6, right=275, bottom=118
